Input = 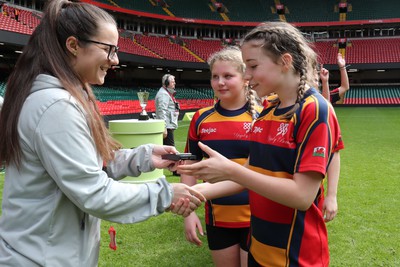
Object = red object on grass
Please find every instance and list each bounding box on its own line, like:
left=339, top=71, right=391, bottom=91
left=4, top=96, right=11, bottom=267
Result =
left=108, top=226, right=117, bottom=250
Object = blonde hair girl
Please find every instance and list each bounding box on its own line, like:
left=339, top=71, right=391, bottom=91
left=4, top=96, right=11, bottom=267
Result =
left=181, top=46, right=261, bottom=267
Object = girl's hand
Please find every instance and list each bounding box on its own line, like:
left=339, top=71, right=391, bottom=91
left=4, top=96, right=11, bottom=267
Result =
left=337, top=53, right=346, bottom=68
left=184, top=212, right=204, bottom=246
left=322, top=194, right=338, bottom=222
left=177, top=142, right=233, bottom=183
left=319, top=67, right=329, bottom=82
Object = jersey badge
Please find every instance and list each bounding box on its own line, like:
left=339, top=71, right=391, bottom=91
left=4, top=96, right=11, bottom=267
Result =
left=313, top=147, right=326, bottom=158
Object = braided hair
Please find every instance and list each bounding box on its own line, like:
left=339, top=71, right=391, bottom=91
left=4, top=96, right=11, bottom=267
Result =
left=245, top=85, right=259, bottom=128
left=241, top=21, right=318, bottom=119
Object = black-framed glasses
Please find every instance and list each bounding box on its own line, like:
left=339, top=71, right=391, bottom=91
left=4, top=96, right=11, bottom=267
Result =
left=80, top=39, right=119, bottom=60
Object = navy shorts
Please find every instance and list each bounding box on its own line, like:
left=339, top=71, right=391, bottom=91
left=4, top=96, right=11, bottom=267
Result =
left=206, top=224, right=250, bottom=251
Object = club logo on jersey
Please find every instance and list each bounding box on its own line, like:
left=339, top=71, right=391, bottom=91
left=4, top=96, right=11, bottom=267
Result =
left=243, top=122, right=252, bottom=133
left=313, top=147, right=326, bottom=158
left=252, top=126, right=263, bottom=134
left=201, top=127, right=217, bottom=134
left=269, top=122, right=291, bottom=145
left=277, top=123, right=289, bottom=136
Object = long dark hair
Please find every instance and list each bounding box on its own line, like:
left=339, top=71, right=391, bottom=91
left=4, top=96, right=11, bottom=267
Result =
left=0, top=0, right=120, bottom=167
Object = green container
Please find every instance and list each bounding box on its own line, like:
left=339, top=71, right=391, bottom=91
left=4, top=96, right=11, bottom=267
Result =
left=108, top=119, right=165, bottom=183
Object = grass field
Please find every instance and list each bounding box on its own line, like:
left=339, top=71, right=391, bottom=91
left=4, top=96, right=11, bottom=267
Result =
left=1, top=106, right=399, bottom=266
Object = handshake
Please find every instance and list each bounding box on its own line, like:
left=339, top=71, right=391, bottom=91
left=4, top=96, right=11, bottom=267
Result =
left=167, top=183, right=206, bottom=218
left=152, top=146, right=205, bottom=217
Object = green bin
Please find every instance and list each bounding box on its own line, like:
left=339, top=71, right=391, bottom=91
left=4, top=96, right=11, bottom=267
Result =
left=108, top=119, right=165, bottom=183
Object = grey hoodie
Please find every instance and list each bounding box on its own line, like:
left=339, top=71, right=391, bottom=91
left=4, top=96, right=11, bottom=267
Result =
left=0, top=74, right=173, bottom=266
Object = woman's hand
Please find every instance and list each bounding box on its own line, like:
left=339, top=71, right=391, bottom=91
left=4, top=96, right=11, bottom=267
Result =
left=151, top=145, right=179, bottom=171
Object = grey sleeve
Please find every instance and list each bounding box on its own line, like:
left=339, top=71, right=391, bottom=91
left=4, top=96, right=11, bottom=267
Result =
left=34, top=100, right=173, bottom=223
left=155, top=90, right=169, bottom=125
left=106, top=146, right=155, bottom=180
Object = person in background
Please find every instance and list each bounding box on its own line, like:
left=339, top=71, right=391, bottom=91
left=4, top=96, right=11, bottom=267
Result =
left=312, top=57, right=343, bottom=223
left=0, top=1, right=204, bottom=266
left=178, top=21, right=344, bottom=266
left=1, top=2, right=8, bottom=16
left=155, top=74, right=180, bottom=146
left=14, top=7, right=19, bottom=21
left=320, top=52, right=350, bottom=104
left=155, top=73, right=180, bottom=175
left=181, top=46, right=261, bottom=267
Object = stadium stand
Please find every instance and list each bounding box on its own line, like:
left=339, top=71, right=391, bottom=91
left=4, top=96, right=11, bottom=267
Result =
left=89, top=0, right=400, bottom=23
left=312, top=40, right=338, bottom=64
left=97, top=0, right=166, bottom=16
left=118, top=35, right=162, bottom=59
left=345, top=0, right=400, bottom=21
left=166, top=0, right=222, bottom=21
left=1, top=3, right=400, bottom=65
left=346, top=38, right=400, bottom=64
left=272, top=1, right=337, bottom=23
left=92, top=85, right=215, bottom=115
left=0, top=81, right=6, bottom=97
left=344, top=86, right=400, bottom=105
left=134, top=35, right=202, bottom=62
left=183, top=38, right=224, bottom=62
left=216, top=0, right=274, bottom=22
left=0, top=7, right=34, bottom=35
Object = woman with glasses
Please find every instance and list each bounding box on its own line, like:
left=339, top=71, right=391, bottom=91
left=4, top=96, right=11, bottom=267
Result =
left=0, top=1, right=205, bottom=266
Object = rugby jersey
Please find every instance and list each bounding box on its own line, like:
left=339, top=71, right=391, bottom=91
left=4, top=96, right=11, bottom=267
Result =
left=330, top=87, right=341, bottom=104
left=185, top=101, right=261, bottom=228
left=247, top=88, right=344, bottom=266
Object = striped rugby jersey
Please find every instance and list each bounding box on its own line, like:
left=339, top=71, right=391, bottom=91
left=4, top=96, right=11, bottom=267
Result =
left=186, top=101, right=262, bottom=228
left=247, top=88, right=344, bottom=266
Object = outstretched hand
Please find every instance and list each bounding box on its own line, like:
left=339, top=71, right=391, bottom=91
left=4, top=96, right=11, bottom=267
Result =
left=177, top=142, right=233, bottom=183
left=168, top=183, right=206, bottom=217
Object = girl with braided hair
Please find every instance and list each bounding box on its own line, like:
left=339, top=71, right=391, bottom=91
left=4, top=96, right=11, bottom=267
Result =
left=178, top=21, right=344, bottom=266
left=181, top=46, right=261, bottom=267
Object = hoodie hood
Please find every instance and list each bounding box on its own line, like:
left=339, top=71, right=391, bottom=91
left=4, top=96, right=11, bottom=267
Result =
left=31, top=74, right=65, bottom=94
